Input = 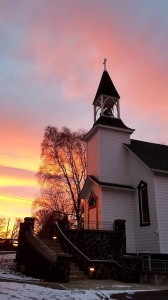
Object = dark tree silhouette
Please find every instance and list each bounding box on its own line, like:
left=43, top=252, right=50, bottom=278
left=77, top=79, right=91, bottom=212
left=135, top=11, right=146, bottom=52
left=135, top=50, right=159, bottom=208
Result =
left=10, top=218, right=22, bottom=240
left=0, top=217, right=7, bottom=238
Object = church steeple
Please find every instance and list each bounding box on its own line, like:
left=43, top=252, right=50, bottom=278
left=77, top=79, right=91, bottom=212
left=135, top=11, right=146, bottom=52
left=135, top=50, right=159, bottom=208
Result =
left=93, top=60, right=120, bottom=122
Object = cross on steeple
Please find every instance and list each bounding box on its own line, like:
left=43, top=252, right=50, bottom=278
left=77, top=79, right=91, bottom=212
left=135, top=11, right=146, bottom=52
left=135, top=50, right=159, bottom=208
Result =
left=103, top=58, right=107, bottom=71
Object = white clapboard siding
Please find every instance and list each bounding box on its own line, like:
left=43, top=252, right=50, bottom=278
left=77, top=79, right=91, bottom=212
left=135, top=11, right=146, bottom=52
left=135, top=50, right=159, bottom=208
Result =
left=99, top=128, right=131, bottom=184
left=127, top=149, right=160, bottom=254
left=87, top=130, right=99, bottom=176
left=154, top=175, right=168, bottom=253
left=102, top=188, right=136, bottom=253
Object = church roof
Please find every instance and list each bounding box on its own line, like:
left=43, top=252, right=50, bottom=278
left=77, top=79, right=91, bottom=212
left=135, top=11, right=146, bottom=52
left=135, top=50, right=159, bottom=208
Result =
left=89, top=175, right=135, bottom=190
left=84, top=116, right=134, bottom=141
left=93, top=70, right=120, bottom=104
left=80, top=175, right=135, bottom=199
left=126, top=139, right=168, bottom=172
left=94, top=116, right=134, bottom=132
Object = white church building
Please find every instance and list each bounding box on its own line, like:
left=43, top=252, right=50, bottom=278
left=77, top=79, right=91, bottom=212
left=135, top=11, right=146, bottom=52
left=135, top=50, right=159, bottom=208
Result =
left=81, top=65, right=168, bottom=257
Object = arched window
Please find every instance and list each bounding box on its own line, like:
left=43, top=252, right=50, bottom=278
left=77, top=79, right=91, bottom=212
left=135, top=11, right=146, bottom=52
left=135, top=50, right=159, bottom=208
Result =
left=138, top=181, right=150, bottom=226
left=88, top=192, right=97, bottom=209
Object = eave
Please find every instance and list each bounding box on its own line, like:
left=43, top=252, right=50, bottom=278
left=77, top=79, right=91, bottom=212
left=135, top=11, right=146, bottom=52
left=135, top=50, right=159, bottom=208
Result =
left=80, top=175, right=135, bottom=199
left=89, top=175, right=135, bottom=191
left=152, top=169, right=168, bottom=177
left=84, top=122, right=134, bottom=142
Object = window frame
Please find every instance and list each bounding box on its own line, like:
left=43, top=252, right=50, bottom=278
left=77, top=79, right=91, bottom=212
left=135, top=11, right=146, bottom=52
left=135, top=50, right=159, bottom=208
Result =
left=138, top=180, right=150, bottom=227
left=88, top=192, right=97, bottom=210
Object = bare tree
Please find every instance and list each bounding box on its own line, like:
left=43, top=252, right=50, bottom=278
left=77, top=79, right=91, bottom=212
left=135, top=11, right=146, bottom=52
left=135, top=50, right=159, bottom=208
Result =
left=32, top=126, right=86, bottom=229
left=10, top=218, right=22, bottom=240
left=32, top=187, right=71, bottom=233
left=0, top=217, right=7, bottom=238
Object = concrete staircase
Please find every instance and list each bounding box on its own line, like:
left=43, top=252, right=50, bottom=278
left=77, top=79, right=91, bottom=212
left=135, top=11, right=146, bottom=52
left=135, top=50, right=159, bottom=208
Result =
left=42, top=238, right=88, bottom=281
left=70, top=262, right=88, bottom=281
left=42, top=239, right=63, bottom=255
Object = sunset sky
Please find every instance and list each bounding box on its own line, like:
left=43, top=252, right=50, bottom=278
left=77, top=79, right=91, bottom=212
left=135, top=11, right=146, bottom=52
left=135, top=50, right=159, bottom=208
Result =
left=1, top=0, right=168, bottom=230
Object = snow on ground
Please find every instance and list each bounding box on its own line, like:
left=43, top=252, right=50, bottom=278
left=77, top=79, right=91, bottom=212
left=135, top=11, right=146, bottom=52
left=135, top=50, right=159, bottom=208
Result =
left=0, top=282, right=149, bottom=300
left=0, top=252, right=158, bottom=300
left=0, top=252, right=39, bottom=281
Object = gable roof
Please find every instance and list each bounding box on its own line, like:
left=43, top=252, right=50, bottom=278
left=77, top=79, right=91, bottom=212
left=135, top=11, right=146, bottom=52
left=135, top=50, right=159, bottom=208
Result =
left=126, top=139, right=168, bottom=172
left=93, top=70, right=120, bottom=104
left=80, top=175, right=135, bottom=199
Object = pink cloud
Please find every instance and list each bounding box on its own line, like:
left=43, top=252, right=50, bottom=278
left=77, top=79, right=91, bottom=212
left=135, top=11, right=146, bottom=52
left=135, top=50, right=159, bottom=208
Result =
left=1, top=1, right=168, bottom=143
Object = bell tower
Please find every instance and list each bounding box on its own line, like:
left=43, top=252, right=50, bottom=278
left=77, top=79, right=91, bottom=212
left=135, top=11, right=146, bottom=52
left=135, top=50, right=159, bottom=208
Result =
left=84, top=60, right=134, bottom=183
left=93, top=59, right=120, bottom=122
left=81, top=63, right=136, bottom=253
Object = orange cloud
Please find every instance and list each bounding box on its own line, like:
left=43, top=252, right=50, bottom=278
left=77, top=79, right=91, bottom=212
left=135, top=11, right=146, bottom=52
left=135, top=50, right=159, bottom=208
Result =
left=0, top=166, right=39, bottom=226
left=0, top=177, right=35, bottom=187
left=0, top=195, right=32, bottom=233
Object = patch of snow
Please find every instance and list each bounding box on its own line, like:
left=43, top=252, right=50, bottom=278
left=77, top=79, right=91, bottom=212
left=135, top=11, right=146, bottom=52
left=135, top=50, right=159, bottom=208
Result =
left=0, top=282, right=140, bottom=300
left=113, top=285, right=131, bottom=288
left=0, top=253, right=40, bottom=281
left=0, top=252, right=160, bottom=300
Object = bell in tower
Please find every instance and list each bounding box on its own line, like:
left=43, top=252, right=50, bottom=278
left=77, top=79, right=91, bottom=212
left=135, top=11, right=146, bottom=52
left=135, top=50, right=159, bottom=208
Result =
left=93, top=59, right=120, bottom=123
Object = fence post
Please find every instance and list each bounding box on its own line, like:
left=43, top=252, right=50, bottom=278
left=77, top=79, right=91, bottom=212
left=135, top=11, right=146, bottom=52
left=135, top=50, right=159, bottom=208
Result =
left=114, top=219, right=126, bottom=254
left=114, top=219, right=126, bottom=233
left=148, top=255, right=151, bottom=271
left=164, top=260, right=166, bottom=272
left=24, top=217, right=35, bottom=232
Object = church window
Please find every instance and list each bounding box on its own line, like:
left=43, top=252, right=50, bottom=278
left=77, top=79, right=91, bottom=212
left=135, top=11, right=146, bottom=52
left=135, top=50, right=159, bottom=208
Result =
left=88, top=193, right=97, bottom=209
left=138, top=181, right=150, bottom=226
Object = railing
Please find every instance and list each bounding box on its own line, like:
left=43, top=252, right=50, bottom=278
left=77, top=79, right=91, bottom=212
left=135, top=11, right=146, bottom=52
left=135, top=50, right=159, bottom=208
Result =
left=83, top=221, right=113, bottom=231
left=142, top=259, right=168, bottom=272
left=25, top=230, right=58, bottom=264
left=0, top=238, right=18, bottom=244
left=0, top=238, right=18, bottom=250
left=55, top=221, right=122, bottom=268
left=61, top=221, right=114, bottom=231
left=16, top=220, right=71, bottom=282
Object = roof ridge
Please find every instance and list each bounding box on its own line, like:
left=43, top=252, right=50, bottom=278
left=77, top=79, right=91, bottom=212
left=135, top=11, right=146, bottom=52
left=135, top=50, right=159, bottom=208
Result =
left=130, top=139, right=168, bottom=148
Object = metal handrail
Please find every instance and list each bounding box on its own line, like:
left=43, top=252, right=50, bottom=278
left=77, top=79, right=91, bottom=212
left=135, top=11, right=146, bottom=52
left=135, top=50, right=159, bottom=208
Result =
left=33, top=232, right=57, bottom=257
left=55, top=222, right=123, bottom=268
left=25, top=229, right=58, bottom=264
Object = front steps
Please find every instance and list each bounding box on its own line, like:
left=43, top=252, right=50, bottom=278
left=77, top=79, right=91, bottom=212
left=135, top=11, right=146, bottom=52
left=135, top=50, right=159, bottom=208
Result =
left=42, top=238, right=88, bottom=281
left=42, top=239, right=63, bottom=255
left=70, top=263, right=88, bottom=281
